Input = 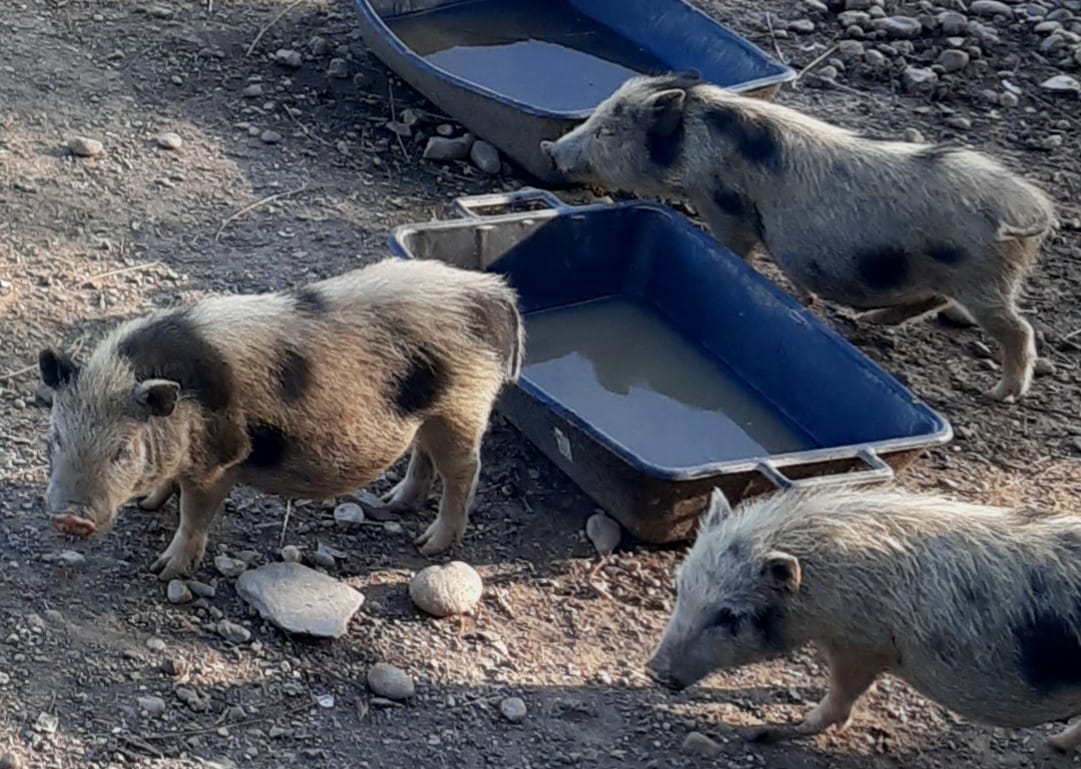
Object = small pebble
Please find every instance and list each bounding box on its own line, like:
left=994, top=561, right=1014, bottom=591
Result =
left=944, top=115, right=972, bottom=131
left=214, top=555, right=247, bottom=578
left=67, top=136, right=103, bottom=157
left=57, top=550, right=85, bottom=566
left=157, top=131, right=182, bottom=150
left=281, top=545, right=303, bottom=563
left=242, top=83, right=264, bottom=98
left=409, top=561, right=483, bottom=617
left=334, top=502, right=365, bottom=526
left=1041, top=74, right=1081, bottom=93
left=586, top=513, right=621, bottom=556
left=216, top=619, right=251, bottom=644
left=902, top=127, right=926, bottom=143
left=499, top=696, right=527, bottom=723
left=145, top=637, right=167, bottom=652
left=167, top=579, right=193, bottom=604
left=470, top=140, right=501, bottom=175
left=187, top=580, right=216, bottom=599
left=137, top=695, right=167, bottom=717
left=383, top=521, right=403, bottom=536
left=789, top=18, right=816, bottom=33
left=436, top=123, right=455, bottom=137
left=310, top=548, right=336, bottom=570
left=1034, top=357, right=1056, bottom=377
left=366, top=663, right=415, bottom=700
left=274, top=49, right=302, bottom=69
left=936, top=49, right=970, bottom=73
left=423, top=135, right=472, bottom=161
left=682, top=731, right=721, bottom=757
left=327, top=58, right=350, bottom=79
left=260, top=129, right=283, bottom=145
left=902, top=66, right=938, bottom=92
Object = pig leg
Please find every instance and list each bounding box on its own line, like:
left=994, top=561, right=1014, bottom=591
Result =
left=383, top=445, right=435, bottom=512
left=952, top=295, right=1036, bottom=401
left=150, top=475, right=232, bottom=580
left=1049, top=718, right=1081, bottom=752
left=139, top=481, right=177, bottom=511
left=414, top=418, right=481, bottom=556
left=799, top=646, right=886, bottom=735
left=861, top=296, right=950, bottom=326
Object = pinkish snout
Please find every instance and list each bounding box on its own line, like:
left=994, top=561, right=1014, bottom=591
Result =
left=50, top=512, right=98, bottom=537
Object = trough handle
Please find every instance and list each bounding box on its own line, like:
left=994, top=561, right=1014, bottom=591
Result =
left=452, top=187, right=570, bottom=219
left=756, top=448, right=894, bottom=491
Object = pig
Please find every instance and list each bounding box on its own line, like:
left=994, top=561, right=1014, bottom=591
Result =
left=39, top=258, right=523, bottom=580
left=646, top=486, right=1081, bottom=751
left=540, top=73, right=1058, bottom=401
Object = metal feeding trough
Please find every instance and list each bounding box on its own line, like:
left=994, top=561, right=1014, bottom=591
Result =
left=387, top=190, right=953, bottom=543
left=354, top=0, right=795, bottom=183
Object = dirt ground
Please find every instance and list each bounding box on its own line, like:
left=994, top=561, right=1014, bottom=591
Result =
left=0, top=0, right=1079, bottom=767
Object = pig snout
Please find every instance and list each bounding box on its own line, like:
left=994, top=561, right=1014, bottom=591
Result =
left=46, top=489, right=102, bottom=537
left=646, top=647, right=689, bottom=692
left=540, top=137, right=590, bottom=179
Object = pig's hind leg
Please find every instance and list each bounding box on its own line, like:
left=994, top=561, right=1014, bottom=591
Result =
left=150, top=476, right=232, bottom=580
left=383, top=445, right=435, bottom=512
left=1049, top=718, right=1081, bottom=753
left=414, top=417, right=482, bottom=557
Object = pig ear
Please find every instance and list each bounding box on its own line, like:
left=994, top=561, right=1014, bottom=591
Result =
left=646, top=89, right=687, bottom=137
left=762, top=551, right=802, bottom=594
left=40, top=348, right=79, bottom=389
left=702, top=488, right=735, bottom=529
left=132, top=379, right=181, bottom=418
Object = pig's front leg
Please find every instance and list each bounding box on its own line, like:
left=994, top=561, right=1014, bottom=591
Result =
left=150, top=475, right=232, bottom=580
left=799, top=645, right=886, bottom=735
left=139, top=481, right=177, bottom=511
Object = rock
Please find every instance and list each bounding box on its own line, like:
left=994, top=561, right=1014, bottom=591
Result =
left=999, top=91, right=1020, bottom=108
left=236, top=562, right=364, bottom=639
left=838, top=39, right=865, bottom=58
left=309, top=36, right=329, bottom=56
left=156, top=131, right=183, bottom=150
left=409, top=561, right=483, bottom=617
left=57, top=550, right=85, bottom=566
left=0, top=752, right=22, bottom=769
left=274, top=49, right=302, bottom=69
left=349, top=489, right=396, bottom=520
left=938, top=10, right=969, bottom=35
left=902, top=66, right=938, bottom=92
left=260, top=129, right=283, bottom=145
left=864, top=48, right=888, bottom=67
left=945, top=115, right=972, bottom=130
left=67, top=136, right=103, bottom=157
left=384, top=521, right=404, bottom=535
left=585, top=513, right=621, bottom=556
left=1034, top=357, right=1057, bottom=377
left=366, top=663, right=415, bottom=700
left=875, top=16, right=922, bottom=37
left=33, top=713, right=58, bottom=735
left=216, top=619, right=251, bottom=644
left=145, top=637, right=167, bottom=653
left=1041, top=74, right=1081, bottom=93
left=790, top=18, right=816, bottom=33
left=681, top=731, right=721, bottom=757
left=970, top=0, right=1014, bottom=17
left=167, top=579, right=193, bottom=604
left=137, top=695, right=166, bottom=717
left=385, top=120, right=412, bottom=138
left=838, top=10, right=871, bottom=27
left=499, top=696, right=527, bottom=723
left=436, top=123, right=455, bottom=137
left=175, top=686, right=211, bottom=712
left=188, top=580, right=216, bottom=599
left=334, top=502, right=365, bottom=526
left=470, top=140, right=501, bottom=175
left=423, top=135, right=472, bottom=161
left=148, top=4, right=173, bottom=18
left=327, top=58, right=350, bottom=79
left=937, top=49, right=970, bottom=72
left=805, top=0, right=828, bottom=13
left=242, top=83, right=264, bottom=98
left=214, top=555, right=247, bottom=578
left=280, top=545, right=303, bottom=563
left=903, top=127, right=926, bottom=143
left=845, top=0, right=872, bottom=9
left=310, top=548, right=336, bottom=570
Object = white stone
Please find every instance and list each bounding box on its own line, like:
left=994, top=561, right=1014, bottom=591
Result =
left=237, top=562, right=364, bottom=638
left=409, top=561, right=483, bottom=617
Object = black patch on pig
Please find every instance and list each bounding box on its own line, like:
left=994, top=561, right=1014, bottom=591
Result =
left=726, top=539, right=746, bottom=559
left=39, top=349, right=80, bottom=389
left=277, top=345, right=311, bottom=403
left=928, top=243, right=966, bottom=265
left=1015, top=611, right=1081, bottom=693
left=712, top=182, right=767, bottom=242
left=293, top=286, right=328, bottom=316
left=117, top=313, right=232, bottom=411
left=245, top=424, right=288, bottom=468
left=392, top=348, right=444, bottom=416
left=468, top=296, right=519, bottom=370
left=207, top=413, right=248, bottom=466
left=808, top=260, right=825, bottom=278
left=646, top=122, right=683, bottom=168
left=855, top=247, right=910, bottom=291
left=703, top=107, right=781, bottom=169
left=751, top=605, right=787, bottom=651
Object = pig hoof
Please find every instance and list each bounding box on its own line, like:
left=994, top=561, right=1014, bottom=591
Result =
left=415, top=520, right=463, bottom=556
left=150, top=543, right=203, bottom=581
left=983, top=381, right=1024, bottom=402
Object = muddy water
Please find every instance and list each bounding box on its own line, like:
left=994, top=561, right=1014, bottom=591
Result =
left=385, top=0, right=665, bottom=113
left=523, top=297, right=815, bottom=468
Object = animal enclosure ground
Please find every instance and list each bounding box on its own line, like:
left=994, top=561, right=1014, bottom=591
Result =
left=0, top=0, right=1079, bottom=767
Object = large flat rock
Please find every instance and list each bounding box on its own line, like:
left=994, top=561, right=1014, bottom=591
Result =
left=236, top=562, right=364, bottom=639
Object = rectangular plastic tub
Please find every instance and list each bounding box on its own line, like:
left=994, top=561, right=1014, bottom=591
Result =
left=354, top=0, right=795, bottom=183
left=388, top=190, right=953, bottom=543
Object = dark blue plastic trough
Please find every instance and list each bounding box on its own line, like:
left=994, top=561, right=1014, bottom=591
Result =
left=354, top=0, right=795, bottom=183
left=389, top=190, right=953, bottom=543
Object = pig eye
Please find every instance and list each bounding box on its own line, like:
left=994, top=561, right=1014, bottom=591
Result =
left=709, top=608, right=743, bottom=633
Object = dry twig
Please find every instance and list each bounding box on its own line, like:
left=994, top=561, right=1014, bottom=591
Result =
left=245, top=0, right=305, bottom=57
left=214, top=184, right=310, bottom=241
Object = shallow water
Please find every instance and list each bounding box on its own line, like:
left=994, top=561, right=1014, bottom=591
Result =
left=385, top=0, right=666, bottom=113
left=523, top=297, right=816, bottom=469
